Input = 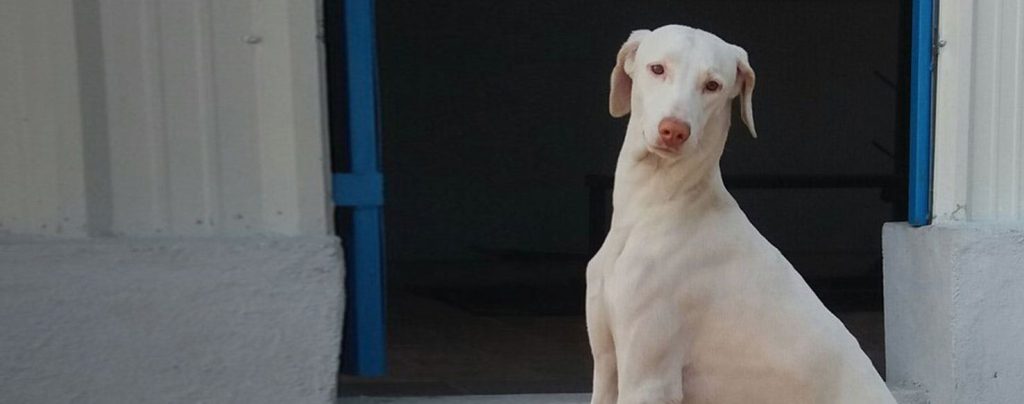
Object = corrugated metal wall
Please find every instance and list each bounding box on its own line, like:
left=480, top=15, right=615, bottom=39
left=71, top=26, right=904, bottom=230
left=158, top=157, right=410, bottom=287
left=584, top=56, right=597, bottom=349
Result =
left=935, top=0, right=1024, bottom=223
left=0, top=0, right=329, bottom=237
left=0, top=0, right=89, bottom=236
left=967, top=0, right=1024, bottom=221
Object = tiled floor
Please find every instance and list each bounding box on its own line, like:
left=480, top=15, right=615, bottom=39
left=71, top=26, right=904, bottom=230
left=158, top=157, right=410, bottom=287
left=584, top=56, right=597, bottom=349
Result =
left=340, top=260, right=886, bottom=397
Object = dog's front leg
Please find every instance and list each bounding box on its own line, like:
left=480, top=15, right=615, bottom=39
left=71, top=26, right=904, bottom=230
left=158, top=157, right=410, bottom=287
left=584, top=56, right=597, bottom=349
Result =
left=614, top=306, right=686, bottom=404
left=586, top=297, right=617, bottom=404
left=587, top=239, right=623, bottom=404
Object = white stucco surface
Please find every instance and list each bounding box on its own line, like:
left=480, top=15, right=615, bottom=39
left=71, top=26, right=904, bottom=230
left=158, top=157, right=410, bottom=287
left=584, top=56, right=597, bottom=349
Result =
left=0, top=236, right=344, bottom=404
left=884, top=222, right=1024, bottom=404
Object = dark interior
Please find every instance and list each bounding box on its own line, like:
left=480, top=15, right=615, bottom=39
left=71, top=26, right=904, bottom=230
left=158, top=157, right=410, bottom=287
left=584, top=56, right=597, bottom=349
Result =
left=330, top=0, right=909, bottom=396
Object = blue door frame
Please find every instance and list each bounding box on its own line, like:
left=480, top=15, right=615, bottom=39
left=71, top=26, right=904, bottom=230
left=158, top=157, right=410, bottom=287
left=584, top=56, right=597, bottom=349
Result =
left=334, top=0, right=386, bottom=376
left=908, top=0, right=935, bottom=226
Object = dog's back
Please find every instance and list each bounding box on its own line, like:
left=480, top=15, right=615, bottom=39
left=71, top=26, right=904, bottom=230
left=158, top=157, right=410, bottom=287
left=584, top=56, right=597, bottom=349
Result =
left=674, top=211, right=894, bottom=403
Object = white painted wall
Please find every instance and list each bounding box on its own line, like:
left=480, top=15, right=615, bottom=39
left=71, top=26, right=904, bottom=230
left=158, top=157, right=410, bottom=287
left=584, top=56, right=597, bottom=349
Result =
left=933, top=0, right=1024, bottom=223
left=0, top=1, right=342, bottom=402
left=0, top=0, right=331, bottom=237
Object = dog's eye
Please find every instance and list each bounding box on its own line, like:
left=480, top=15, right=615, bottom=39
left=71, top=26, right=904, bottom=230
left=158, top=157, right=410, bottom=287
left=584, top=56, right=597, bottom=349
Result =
left=649, top=64, right=665, bottom=75
left=704, top=81, right=721, bottom=92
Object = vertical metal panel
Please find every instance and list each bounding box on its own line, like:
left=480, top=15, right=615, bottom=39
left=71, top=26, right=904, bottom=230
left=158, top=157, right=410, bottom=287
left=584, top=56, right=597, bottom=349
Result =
left=1017, top=1, right=1024, bottom=221
left=101, top=0, right=171, bottom=235
left=0, top=0, right=35, bottom=235
left=969, top=0, right=1000, bottom=219
left=908, top=0, right=935, bottom=226
left=75, top=0, right=116, bottom=236
left=969, top=0, right=1024, bottom=221
left=0, top=0, right=330, bottom=237
left=207, top=0, right=265, bottom=235
left=157, top=0, right=218, bottom=235
left=935, top=0, right=1024, bottom=223
left=252, top=0, right=303, bottom=234
left=0, top=0, right=88, bottom=237
left=932, top=0, right=973, bottom=222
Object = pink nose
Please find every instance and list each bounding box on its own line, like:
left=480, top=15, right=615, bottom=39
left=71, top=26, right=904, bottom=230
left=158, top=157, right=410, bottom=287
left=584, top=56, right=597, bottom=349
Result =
left=658, top=118, right=691, bottom=149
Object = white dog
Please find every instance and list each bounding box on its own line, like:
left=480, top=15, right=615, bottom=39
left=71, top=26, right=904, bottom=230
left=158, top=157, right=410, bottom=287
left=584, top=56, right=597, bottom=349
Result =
left=586, top=25, right=898, bottom=404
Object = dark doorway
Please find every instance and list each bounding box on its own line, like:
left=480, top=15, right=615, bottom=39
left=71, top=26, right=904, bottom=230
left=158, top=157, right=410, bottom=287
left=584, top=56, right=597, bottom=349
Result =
left=330, top=0, right=909, bottom=396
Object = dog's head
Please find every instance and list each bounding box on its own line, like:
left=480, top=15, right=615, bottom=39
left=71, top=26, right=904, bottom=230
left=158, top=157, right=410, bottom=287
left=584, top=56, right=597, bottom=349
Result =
left=610, top=25, right=756, bottom=160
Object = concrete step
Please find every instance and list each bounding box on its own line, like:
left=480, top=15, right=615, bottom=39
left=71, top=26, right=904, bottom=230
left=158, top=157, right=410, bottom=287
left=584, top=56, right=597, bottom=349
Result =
left=344, top=389, right=926, bottom=404
left=342, top=394, right=590, bottom=404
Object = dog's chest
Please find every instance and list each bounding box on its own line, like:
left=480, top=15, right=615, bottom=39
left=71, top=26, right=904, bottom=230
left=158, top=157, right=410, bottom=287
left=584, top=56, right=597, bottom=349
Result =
left=598, top=223, right=715, bottom=310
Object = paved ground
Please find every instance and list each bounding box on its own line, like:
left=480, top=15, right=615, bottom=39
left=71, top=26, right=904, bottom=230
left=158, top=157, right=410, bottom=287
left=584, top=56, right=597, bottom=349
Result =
left=340, top=260, right=887, bottom=397
left=344, top=390, right=927, bottom=404
left=343, top=393, right=590, bottom=404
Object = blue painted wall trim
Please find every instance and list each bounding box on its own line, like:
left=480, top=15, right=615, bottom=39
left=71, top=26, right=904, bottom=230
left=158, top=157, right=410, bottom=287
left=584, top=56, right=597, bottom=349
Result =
left=336, top=0, right=386, bottom=377
left=334, top=173, right=383, bottom=207
left=908, top=0, right=935, bottom=226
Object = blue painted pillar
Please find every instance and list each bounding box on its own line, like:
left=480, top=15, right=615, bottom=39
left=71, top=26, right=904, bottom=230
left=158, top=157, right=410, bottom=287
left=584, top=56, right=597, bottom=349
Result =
left=335, top=0, right=386, bottom=376
left=908, top=0, right=935, bottom=226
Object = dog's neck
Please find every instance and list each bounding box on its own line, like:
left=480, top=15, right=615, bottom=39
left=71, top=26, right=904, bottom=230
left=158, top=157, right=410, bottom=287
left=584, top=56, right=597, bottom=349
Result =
left=610, top=107, right=734, bottom=228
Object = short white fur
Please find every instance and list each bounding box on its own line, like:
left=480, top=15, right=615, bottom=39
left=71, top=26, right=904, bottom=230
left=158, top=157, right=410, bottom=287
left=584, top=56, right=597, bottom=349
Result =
left=587, top=25, right=897, bottom=404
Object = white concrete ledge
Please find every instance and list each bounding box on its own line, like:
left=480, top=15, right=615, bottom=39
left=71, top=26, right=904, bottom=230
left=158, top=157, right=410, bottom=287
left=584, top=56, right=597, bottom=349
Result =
left=344, top=394, right=591, bottom=404
left=0, top=236, right=344, bottom=404
left=891, top=388, right=930, bottom=404
left=884, top=222, right=1024, bottom=404
left=345, top=391, right=926, bottom=404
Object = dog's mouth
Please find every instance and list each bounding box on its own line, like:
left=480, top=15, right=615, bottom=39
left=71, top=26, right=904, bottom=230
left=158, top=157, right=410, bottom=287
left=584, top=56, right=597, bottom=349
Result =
left=647, top=144, right=682, bottom=158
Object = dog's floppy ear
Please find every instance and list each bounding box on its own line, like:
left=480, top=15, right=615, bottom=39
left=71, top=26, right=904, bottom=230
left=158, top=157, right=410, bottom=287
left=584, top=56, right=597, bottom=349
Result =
left=609, top=30, right=649, bottom=117
left=734, top=45, right=757, bottom=138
